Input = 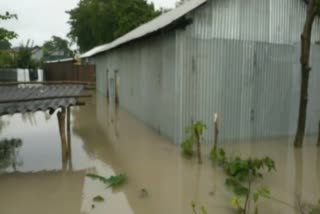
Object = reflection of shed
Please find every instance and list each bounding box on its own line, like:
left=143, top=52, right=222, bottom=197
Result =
left=82, top=0, right=320, bottom=144
left=0, top=170, right=85, bottom=214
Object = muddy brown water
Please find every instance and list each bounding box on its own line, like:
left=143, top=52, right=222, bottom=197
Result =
left=0, top=94, right=319, bottom=214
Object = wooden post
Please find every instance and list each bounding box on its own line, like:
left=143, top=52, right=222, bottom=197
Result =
left=57, top=107, right=68, bottom=167
left=317, top=120, right=320, bottom=147
left=67, top=106, right=73, bottom=170
left=213, top=113, right=219, bottom=152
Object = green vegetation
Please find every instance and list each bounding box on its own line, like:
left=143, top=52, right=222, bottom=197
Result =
left=181, top=121, right=206, bottom=163
left=307, top=200, right=320, bottom=214
left=42, top=36, right=73, bottom=61
left=210, top=148, right=226, bottom=166
left=93, top=195, right=105, bottom=202
left=67, top=0, right=161, bottom=52
left=0, top=12, right=18, bottom=68
left=211, top=149, right=276, bottom=214
left=86, top=173, right=127, bottom=188
left=191, top=201, right=208, bottom=214
left=15, top=40, right=39, bottom=69
left=0, top=12, right=18, bottom=42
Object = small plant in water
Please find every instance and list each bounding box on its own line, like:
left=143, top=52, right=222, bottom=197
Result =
left=210, top=148, right=226, bottom=165
left=212, top=149, right=276, bottom=214
left=191, top=201, right=208, bottom=214
left=181, top=121, right=206, bottom=164
left=301, top=200, right=320, bottom=214
left=93, top=195, right=105, bottom=202
left=86, top=173, right=127, bottom=188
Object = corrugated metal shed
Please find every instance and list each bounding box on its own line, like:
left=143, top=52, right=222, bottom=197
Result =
left=89, top=0, right=320, bottom=144
left=81, top=0, right=207, bottom=58
left=0, top=85, right=84, bottom=116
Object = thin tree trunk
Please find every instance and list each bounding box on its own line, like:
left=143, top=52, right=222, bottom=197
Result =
left=294, top=0, right=317, bottom=148
left=195, top=130, right=202, bottom=164
left=317, top=120, right=320, bottom=146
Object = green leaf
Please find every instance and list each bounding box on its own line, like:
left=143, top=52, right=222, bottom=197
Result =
left=309, top=209, right=320, bottom=214
left=191, top=201, right=196, bottom=212
left=86, top=173, right=109, bottom=183
left=93, top=195, right=104, bottom=202
left=105, top=174, right=127, bottom=187
left=86, top=173, right=127, bottom=188
left=201, top=206, right=208, bottom=214
left=229, top=196, right=242, bottom=208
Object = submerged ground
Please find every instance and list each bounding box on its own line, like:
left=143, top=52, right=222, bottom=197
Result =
left=0, top=94, right=319, bottom=214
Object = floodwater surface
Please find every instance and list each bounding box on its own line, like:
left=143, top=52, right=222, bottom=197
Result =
left=0, top=94, right=319, bottom=214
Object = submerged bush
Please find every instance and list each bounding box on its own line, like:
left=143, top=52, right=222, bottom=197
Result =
left=181, top=121, right=206, bottom=163
left=211, top=149, right=276, bottom=214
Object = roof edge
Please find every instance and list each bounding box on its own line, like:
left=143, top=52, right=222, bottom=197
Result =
left=81, top=0, right=207, bottom=58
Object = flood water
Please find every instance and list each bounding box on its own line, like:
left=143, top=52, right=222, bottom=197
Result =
left=0, top=94, right=319, bottom=214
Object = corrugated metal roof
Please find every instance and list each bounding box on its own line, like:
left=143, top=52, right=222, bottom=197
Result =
left=0, top=85, right=84, bottom=116
left=45, top=57, right=75, bottom=64
left=81, top=0, right=207, bottom=58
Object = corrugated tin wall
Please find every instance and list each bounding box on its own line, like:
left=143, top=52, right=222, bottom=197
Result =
left=175, top=0, right=320, bottom=144
left=93, top=0, right=320, bottom=144
left=190, top=0, right=320, bottom=44
left=93, top=32, right=178, bottom=141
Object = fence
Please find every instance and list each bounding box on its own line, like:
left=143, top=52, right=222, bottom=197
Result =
left=0, top=69, right=43, bottom=82
left=43, top=59, right=96, bottom=83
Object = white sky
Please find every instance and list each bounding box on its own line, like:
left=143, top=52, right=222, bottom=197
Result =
left=0, top=0, right=177, bottom=47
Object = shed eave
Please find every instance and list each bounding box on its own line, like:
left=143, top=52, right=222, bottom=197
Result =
left=81, top=0, right=207, bottom=59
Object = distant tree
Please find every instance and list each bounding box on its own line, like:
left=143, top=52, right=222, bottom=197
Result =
left=0, top=40, right=11, bottom=50
left=67, top=0, right=160, bottom=52
left=0, top=51, right=15, bottom=68
left=42, top=36, right=73, bottom=60
left=294, top=0, right=320, bottom=147
left=0, top=12, right=18, bottom=42
left=0, top=40, right=13, bottom=68
left=0, top=12, right=17, bottom=68
left=16, top=40, right=38, bottom=69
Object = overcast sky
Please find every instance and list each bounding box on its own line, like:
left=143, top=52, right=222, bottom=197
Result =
left=0, top=0, right=177, bottom=47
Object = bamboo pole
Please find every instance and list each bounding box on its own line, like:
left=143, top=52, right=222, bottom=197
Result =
left=0, top=95, right=92, bottom=104
left=213, top=113, right=219, bottom=152
left=57, top=107, right=68, bottom=168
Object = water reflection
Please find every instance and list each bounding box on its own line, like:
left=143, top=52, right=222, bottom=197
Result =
left=0, top=118, right=9, bottom=133
left=294, top=148, right=303, bottom=210
left=21, top=113, right=38, bottom=126
left=0, top=94, right=319, bottom=214
left=0, top=138, right=22, bottom=171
